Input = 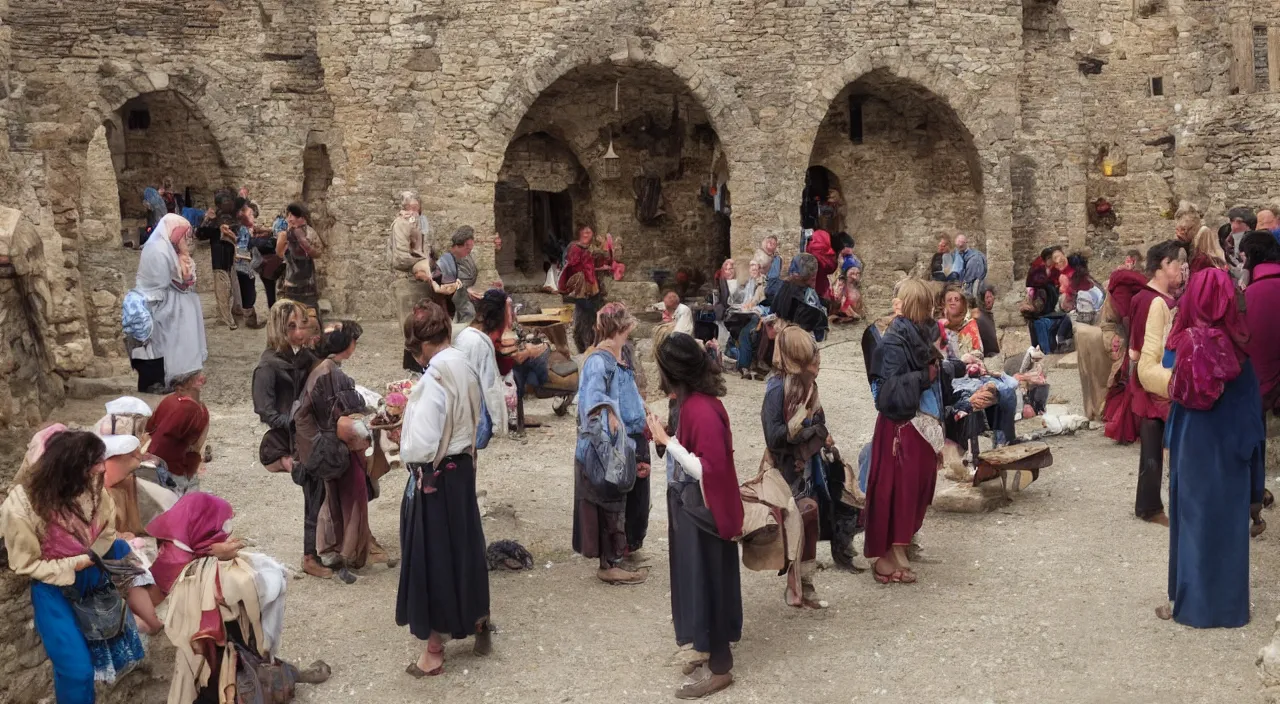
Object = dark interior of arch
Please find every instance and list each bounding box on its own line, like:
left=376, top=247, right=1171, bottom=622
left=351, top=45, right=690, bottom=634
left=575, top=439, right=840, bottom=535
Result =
left=807, top=69, right=984, bottom=295
left=109, top=90, right=234, bottom=243
left=496, top=62, right=730, bottom=287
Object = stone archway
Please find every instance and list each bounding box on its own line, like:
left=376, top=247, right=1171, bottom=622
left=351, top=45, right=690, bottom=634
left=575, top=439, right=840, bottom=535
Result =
left=473, top=37, right=759, bottom=284
left=70, top=77, right=244, bottom=367
left=490, top=57, right=741, bottom=299
left=804, top=68, right=986, bottom=300
left=803, top=56, right=1016, bottom=289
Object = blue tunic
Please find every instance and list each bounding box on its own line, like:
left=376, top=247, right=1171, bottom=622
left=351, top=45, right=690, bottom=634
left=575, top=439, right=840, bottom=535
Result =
left=1166, top=360, right=1265, bottom=628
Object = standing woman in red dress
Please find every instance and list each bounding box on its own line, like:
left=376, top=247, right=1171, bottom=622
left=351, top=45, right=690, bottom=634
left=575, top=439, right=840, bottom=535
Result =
left=864, top=279, right=957, bottom=584
left=559, top=224, right=613, bottom=353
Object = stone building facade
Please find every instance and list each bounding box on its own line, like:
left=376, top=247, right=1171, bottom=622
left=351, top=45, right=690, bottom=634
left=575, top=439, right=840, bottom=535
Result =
left=1, top=0, right=1279, bottom=421
left=4, top=0, right=1280, bottom=699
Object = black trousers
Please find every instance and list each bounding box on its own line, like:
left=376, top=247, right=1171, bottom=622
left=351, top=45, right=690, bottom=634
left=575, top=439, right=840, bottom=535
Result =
left=131, top=357, right=165, bottom=393
left=237, top=271, right=256, bottom=311
left=261, top=275, right=279, bottom=310
left=302, top=473, right=326, bottom=556
left=1135, top=417, right=1165, bottom=519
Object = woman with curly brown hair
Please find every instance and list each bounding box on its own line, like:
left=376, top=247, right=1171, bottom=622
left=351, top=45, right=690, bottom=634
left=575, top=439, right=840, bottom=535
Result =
left=396, top=300, right=492, bottom=677
left=0, top=429, right=161, bottom=703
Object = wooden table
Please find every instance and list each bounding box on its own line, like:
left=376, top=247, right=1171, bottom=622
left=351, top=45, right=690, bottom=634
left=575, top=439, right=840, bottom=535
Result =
left=974, top=441, right=1053, bottom=496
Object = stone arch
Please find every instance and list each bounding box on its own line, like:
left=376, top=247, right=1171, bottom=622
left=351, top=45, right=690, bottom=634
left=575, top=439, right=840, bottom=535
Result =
left=800, top=54, right=1015, bottom=288
left=486, top=54, right=742, bottom=292
left=478, top=37, right=756, bottom=184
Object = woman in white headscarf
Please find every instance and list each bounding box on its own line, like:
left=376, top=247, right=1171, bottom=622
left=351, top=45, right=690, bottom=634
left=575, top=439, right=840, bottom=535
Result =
left=136, top=214, right=208, bottom=388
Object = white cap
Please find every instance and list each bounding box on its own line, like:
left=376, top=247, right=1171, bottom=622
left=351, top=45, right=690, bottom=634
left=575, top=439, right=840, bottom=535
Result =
left=105, top=396, right=152, bottom=417
left=100, top=434, right=141, bottom=459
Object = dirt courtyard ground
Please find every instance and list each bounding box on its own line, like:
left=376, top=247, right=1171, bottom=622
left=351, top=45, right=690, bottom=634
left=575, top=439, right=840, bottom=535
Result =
left=55, top=317, right=1280, bottom=704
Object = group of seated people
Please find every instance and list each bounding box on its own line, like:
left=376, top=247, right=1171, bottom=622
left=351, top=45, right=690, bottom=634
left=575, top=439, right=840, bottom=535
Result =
left=652, top=231, right=867, bottom=379
left=1021, top=245, right=1108, bottom=354
left=0, top=396, right=329, bottom=704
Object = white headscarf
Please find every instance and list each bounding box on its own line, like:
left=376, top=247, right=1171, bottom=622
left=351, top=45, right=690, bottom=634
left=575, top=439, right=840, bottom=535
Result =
left=135, top=214, right=207, bottom=384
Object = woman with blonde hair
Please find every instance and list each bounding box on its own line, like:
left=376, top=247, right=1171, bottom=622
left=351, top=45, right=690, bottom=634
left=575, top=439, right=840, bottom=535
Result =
left=572, top=303, right=648, bottom=584
left=864, top=278, right=949, bottom=583
left=1189, top=225, right=1227, bottom=274
left=762, top=323, right=833, bottom=607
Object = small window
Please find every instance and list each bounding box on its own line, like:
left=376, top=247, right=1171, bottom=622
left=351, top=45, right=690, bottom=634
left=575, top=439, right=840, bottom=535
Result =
left=1255, top=25, right=1271, bottom=92
left=126, top=109, right=150, bottom=130
left=1150, top=76, right=1164, bottom=96
left=848, top=96, right=864, bottom=144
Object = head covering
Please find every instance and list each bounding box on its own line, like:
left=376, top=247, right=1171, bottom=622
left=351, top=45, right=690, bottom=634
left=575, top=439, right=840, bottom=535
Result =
left=146, top=492, right=235, bottom=594
left=806, top=230, right=834, bottom=258
left=160, top=213, right=191, bottom=245
left=1165, top=267, right=1249, bottom=410
left=100, top=434, right=142, bottom=488
left=100, top=434, right=141, bottom=459
left=1106, top=268, right=1148, bottom=320
left=106, top=396, right=152, bottom=416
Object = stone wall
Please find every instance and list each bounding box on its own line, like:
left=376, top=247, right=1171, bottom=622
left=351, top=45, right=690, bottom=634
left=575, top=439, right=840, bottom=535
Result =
left=809, top=75, right=984, bottom=302
left=0, top=0, right=1279, bottom=418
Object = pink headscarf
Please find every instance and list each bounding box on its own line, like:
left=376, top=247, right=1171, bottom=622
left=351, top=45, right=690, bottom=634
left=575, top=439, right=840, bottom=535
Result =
left=160, top=213, right=192, bottom=246
left=1166, top=267, right=1249, bottom=410
left=24, top=423, right=66, bottom=468
left=145, top=492, right=234, bottom=594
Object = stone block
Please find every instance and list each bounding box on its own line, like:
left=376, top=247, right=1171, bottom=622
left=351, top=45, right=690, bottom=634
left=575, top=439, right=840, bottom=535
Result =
left=1055, top=351, right=1078, bottom=369
left=932, top=479, right=1010, bottom=513
left=65, top=375, right=136, bottom=399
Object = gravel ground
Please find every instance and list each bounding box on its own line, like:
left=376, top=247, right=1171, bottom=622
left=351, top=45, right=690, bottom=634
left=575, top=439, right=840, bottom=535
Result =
left=52, top=317, right=1280, bottom=704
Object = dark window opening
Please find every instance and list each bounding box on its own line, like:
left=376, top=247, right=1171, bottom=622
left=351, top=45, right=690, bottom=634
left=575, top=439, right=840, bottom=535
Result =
left=1255, top=25, right=1271, bottom=92
left=1150, top=76, right=1164, bottom=96
left=126, top=109, right=150, bottom=131
left=848, top=96, right=864, bottom=144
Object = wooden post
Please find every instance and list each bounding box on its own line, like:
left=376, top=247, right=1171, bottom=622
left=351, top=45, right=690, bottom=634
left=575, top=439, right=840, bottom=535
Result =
left=1234, top=22, right=1256, bottom=94
left=1270, top=26, right=1280, bottom=94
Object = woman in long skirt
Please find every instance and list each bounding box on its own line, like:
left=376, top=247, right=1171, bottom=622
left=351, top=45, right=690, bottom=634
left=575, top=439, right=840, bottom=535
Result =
left=1158, top=267, right=1264, bottom=628
left=648, top=332, right=744, bottom=699
left=396, top=300, right=492, bottom=676
left=571, top=303, right=649, bottom=584
left=864, top=279, right=948, bottom=584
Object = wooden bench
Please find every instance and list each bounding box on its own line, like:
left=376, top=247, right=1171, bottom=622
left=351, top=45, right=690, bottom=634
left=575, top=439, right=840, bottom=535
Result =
left=974, top=442, right=1054, bottom=497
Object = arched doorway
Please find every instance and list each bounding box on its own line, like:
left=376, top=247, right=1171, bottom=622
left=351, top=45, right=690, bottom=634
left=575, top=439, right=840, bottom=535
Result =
left=110, top=90, right=235, bottom=244
left=494, top=62, right=730, bottom=293
left=806, top=69, right=983, bottom=295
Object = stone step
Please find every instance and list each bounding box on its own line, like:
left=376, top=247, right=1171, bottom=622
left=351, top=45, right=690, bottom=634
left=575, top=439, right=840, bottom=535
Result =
left=65, top=375, right=138, bottom=400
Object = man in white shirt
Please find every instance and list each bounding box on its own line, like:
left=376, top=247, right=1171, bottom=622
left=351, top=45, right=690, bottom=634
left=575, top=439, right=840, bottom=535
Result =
left=654, top=290, right=694, bottom=336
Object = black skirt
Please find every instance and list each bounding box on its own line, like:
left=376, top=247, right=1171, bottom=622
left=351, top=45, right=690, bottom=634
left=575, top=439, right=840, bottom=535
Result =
left=132, top=357, right=166, bottom=393
left=667, top=485, right=742, bottom=654
left=396, top=454, right=490, bottom=641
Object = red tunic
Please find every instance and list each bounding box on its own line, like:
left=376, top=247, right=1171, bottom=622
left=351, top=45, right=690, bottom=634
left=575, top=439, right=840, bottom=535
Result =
left=557, top=242, right=598, bottom=294
left=145, top=394, right=209, bottom=478
left=676, top=393, right=744, bottom=541
left=1126, top=286, right=1174, bottom=421
left=806, top=230, right=837, bottom=301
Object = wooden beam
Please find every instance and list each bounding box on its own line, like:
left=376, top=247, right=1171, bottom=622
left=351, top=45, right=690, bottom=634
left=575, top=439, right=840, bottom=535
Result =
left=1234, top=22, right=1255, bottom=94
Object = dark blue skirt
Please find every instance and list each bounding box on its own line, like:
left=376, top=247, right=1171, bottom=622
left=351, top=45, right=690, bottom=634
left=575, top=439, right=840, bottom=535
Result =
left=1166, top=361, right=1265, bottom=628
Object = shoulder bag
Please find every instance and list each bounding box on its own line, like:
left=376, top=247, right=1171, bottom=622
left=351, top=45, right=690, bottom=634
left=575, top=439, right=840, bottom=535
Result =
left=61, top=551, right=128, bottom=642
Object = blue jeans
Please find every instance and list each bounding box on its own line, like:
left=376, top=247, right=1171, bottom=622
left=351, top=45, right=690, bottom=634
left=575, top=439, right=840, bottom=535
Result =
left=514, top=348, right=550, bottom=398
left=735, top=314, right=760, bottom=370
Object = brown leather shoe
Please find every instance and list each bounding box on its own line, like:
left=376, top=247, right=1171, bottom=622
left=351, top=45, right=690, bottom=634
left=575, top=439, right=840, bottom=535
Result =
left=302, top=554, right=333, bottom=579
left=676, top=666, right=733, bottom=699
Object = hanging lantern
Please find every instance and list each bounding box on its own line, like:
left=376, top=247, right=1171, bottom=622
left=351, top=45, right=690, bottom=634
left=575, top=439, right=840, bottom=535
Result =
left=600, top=79, right=622, bottom=180
left=601, top=137, right=621, bottom=180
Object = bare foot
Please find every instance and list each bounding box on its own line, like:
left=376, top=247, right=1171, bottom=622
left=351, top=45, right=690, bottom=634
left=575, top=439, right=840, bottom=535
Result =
left=1145, top=512, right=1170, bottom=527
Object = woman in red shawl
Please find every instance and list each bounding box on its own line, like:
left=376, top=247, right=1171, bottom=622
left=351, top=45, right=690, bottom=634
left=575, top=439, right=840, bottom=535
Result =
left=1158, top=266, right=1263, bottom=628
left=647, top=333, right=743, bottom=700
left=1243, top=231, right=1280, bottom=411
left=805, top=229, right=838, bottom=303
left=146, top=492, right=241, bottom=596
left=558, top=224, right=612, bottom=352
left=1101, top=259, right=1148, bottom=443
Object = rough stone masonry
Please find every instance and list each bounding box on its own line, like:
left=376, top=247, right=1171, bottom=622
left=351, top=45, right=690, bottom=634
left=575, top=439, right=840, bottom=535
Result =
left=3, top=1, right=1280, bottom=699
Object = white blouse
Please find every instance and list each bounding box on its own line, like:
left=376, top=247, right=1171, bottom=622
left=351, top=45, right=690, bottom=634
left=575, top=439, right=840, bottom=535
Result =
left=400, top=347, right=477, bottom=462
